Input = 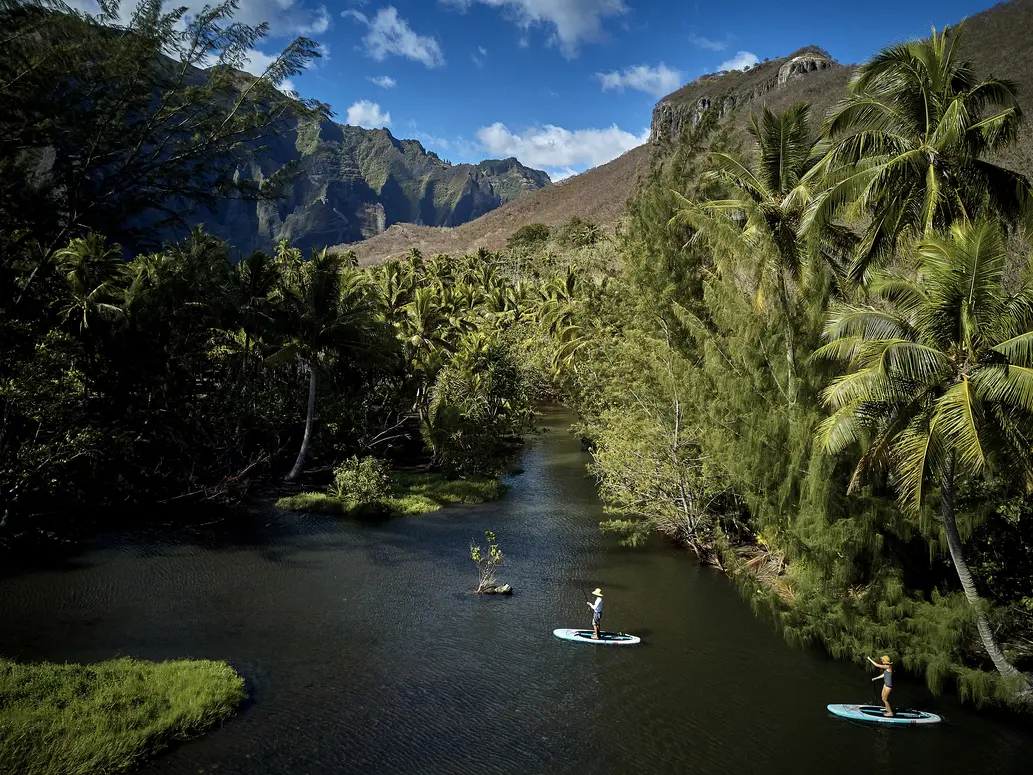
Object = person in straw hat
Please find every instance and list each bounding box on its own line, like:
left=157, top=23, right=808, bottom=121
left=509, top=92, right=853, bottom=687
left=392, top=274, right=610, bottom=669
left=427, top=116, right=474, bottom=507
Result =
left=586, top=588, right=604, bottom=639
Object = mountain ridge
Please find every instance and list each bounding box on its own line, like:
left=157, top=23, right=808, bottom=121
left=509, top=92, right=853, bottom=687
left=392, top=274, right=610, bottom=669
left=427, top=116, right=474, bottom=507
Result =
left=341, top=0, right=1033, bottom=265
left=193, top=114, right=551, bottom=256
left=339, top=47, right=850, bottom=264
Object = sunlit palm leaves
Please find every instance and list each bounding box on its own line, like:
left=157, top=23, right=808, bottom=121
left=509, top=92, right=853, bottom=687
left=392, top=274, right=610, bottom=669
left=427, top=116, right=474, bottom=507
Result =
left=815, top=220, right=1033, bottom=685
left=808, top=25, right=1031, bottom=282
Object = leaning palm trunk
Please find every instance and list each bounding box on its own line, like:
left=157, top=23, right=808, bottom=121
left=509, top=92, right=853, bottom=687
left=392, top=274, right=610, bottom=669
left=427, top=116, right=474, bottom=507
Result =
left=940, top=456, right=1031, bottom=693
left=286, top=363, right=317, bottom=482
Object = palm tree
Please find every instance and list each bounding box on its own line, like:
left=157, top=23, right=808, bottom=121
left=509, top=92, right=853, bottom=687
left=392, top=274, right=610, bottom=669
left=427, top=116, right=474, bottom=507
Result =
left=673, top=103, right=850, bottom=403
left=271, top=247, right=377, bottom=481
left=807, top=25, right=1030, bottom=283
left=815, top=219, right=1033, bottom=695
left=372, top=259, right=414, bottom=324
left=537, top=266, right=592, bottom=375
left=227, top=250, right=279, bottom=373
left=55, top=233, right=125, bottom=334
left=397, top=284, right=451, bottom=423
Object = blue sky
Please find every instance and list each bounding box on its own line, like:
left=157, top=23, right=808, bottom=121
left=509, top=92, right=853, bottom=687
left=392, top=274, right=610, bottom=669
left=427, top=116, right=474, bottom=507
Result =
left=77, top=0, right=1005, bottom=181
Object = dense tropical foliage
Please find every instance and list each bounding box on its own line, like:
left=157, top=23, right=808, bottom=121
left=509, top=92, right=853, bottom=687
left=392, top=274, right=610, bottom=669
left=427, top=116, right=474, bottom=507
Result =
left=3, top=2, right=1033, bottom=714
left=527, top=24, right=1033, bottom=707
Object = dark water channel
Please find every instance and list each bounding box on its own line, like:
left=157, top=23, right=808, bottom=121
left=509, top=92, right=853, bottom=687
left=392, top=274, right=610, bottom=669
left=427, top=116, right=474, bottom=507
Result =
left=1, top=407, right=1031, bottom=774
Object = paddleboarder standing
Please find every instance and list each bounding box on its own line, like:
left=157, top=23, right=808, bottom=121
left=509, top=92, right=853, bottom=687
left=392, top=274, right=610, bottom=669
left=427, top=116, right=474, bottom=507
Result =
left=867, top=655, right=894, bottom=716
left=587, top=588, right=604, bottom=639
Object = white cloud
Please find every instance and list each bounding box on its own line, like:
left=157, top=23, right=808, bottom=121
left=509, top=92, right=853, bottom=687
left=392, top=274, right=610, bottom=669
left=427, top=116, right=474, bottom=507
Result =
left=442, top=0, right=626, bottom=58
left=343, top=7, right=445, bottom=68
left=717, top=51, right=759, bottom=71
left=476, top=122, right=647, bottom=170
left=472, top=45, right=488, bottom=66
left=369, top=75, right=397, bottom=88
left=596, top=63, right=683, bottom=97
left=347, top=100, right=392, bottom=128
left=237, top=50, right=300, bottom=93
left=68, top=0, right=332, bottom=39
left=550, top=167, right=579, bottom=181
left=420, top=133, right=452, bottom=150
left=689, top=34, right=727, bottom=52
left=242, top=48, right=278, bottom=74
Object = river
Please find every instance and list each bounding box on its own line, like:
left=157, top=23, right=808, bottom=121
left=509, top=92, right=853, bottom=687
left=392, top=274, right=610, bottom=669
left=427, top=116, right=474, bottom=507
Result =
left=1, top=406, right=1031, bottom=774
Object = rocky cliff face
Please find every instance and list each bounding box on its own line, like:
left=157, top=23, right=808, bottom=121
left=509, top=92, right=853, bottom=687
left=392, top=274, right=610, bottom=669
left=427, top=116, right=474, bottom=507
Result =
left=191, top=119, right=550, bottom=255
left=649, top=49, right=838, bottom=145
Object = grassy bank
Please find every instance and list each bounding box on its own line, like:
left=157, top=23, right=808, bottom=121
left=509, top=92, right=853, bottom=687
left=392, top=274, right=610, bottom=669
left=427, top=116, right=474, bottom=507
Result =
left=277, top=472, right=508, bottom=517
left=0, top=657, right=245, bottom=775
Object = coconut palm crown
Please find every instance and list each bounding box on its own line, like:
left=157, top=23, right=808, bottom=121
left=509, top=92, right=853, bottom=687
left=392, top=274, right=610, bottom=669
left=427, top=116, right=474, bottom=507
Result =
left=807, top=24, right=1031, bottom=283
left=815, top=219, right=1033, bottom=690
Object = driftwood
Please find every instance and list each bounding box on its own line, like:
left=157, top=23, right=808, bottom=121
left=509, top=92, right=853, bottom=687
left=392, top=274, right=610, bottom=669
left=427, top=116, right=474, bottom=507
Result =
left=477, top=583, right=513, bottom=595
left=157, top=451, right=273, bottom=506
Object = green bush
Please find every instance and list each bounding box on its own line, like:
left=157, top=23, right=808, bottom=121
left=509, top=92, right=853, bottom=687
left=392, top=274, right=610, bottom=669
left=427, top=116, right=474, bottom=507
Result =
left=507, top=223, right=550, bottom=250
left=329, top=456, right=391, bottom=503
left=557, top=216, right=601, bottom=247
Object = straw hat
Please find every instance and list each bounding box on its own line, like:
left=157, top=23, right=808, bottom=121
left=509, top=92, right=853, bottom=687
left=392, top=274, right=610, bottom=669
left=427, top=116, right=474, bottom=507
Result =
left=592, top=588, right=603, bottom=597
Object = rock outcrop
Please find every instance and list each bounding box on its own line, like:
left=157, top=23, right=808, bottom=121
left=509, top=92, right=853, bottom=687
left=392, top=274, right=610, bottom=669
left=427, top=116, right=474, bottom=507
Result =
left=648, top=49, right=838, bottom=145
left=777, top=54, right=835, bottom=88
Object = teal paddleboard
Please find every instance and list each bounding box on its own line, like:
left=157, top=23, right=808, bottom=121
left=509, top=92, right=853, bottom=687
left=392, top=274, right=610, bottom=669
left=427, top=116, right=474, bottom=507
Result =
left=827, top=704, right=942, bottom=725
left=553, top=628, right=641, bottom=645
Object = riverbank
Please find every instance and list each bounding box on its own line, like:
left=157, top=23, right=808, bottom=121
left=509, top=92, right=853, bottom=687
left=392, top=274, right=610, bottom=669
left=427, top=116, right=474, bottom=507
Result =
left=712, top=532, right=1033, bottom=709
left=0, top=656, right=245, bottom=775
left=276, top=471, right=508, bottom=517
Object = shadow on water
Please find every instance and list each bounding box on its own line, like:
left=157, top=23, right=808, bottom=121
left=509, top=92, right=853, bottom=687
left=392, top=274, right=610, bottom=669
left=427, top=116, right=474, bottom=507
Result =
left=1, top=406, right=1032, bottom=775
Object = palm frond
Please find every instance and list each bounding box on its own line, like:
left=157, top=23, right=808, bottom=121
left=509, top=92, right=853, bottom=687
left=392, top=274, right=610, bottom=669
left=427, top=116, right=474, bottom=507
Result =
left=935, top=378, right=989, bottom=474
left=972, top=365, right=1033, bottom=412
left=822, top=307, right=915, bottom=343
left=889, top=409, right=945, bottom=516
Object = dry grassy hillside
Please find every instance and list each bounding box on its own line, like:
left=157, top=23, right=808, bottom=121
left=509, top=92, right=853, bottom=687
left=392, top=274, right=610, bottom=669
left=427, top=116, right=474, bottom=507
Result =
left=342, top=0, right=1033, bottom=265
left=960, top=0, right=1033, bottom=178
left=344, top=144, right=650, bottom=265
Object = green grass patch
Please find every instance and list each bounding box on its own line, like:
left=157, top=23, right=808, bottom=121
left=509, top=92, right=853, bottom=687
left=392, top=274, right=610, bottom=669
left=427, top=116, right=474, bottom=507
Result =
left=277, top=472, right=508, bottom=517
left=0, top=656, right=245, bottom=775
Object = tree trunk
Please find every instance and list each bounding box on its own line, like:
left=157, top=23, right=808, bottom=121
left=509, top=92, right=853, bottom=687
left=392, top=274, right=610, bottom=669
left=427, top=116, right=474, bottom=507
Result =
left=940, top=457, right=1031, bottom=694
left=286, top=363, right=317, bottom=482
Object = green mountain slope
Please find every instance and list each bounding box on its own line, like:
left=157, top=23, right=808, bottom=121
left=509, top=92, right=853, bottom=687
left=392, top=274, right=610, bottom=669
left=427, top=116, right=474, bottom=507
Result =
left=197, top=113, right=550, bottom=255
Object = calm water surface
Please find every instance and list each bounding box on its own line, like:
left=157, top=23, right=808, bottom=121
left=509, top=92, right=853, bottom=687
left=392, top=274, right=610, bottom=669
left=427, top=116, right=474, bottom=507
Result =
left=1, top=407, right=1031, bottom=774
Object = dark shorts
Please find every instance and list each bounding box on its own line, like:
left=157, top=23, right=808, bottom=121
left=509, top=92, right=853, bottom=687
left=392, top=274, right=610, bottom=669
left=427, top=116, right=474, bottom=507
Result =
left=592, top=613, right=601, bottom=626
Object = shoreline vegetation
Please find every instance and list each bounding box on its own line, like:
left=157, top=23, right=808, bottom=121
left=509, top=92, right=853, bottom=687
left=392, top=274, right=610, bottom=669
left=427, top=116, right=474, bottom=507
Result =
left=3, top=0, right=1033, bottom=719
left=277, top=471, right=509, bottom=517
left=0, top=657, right=245, bottom=775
